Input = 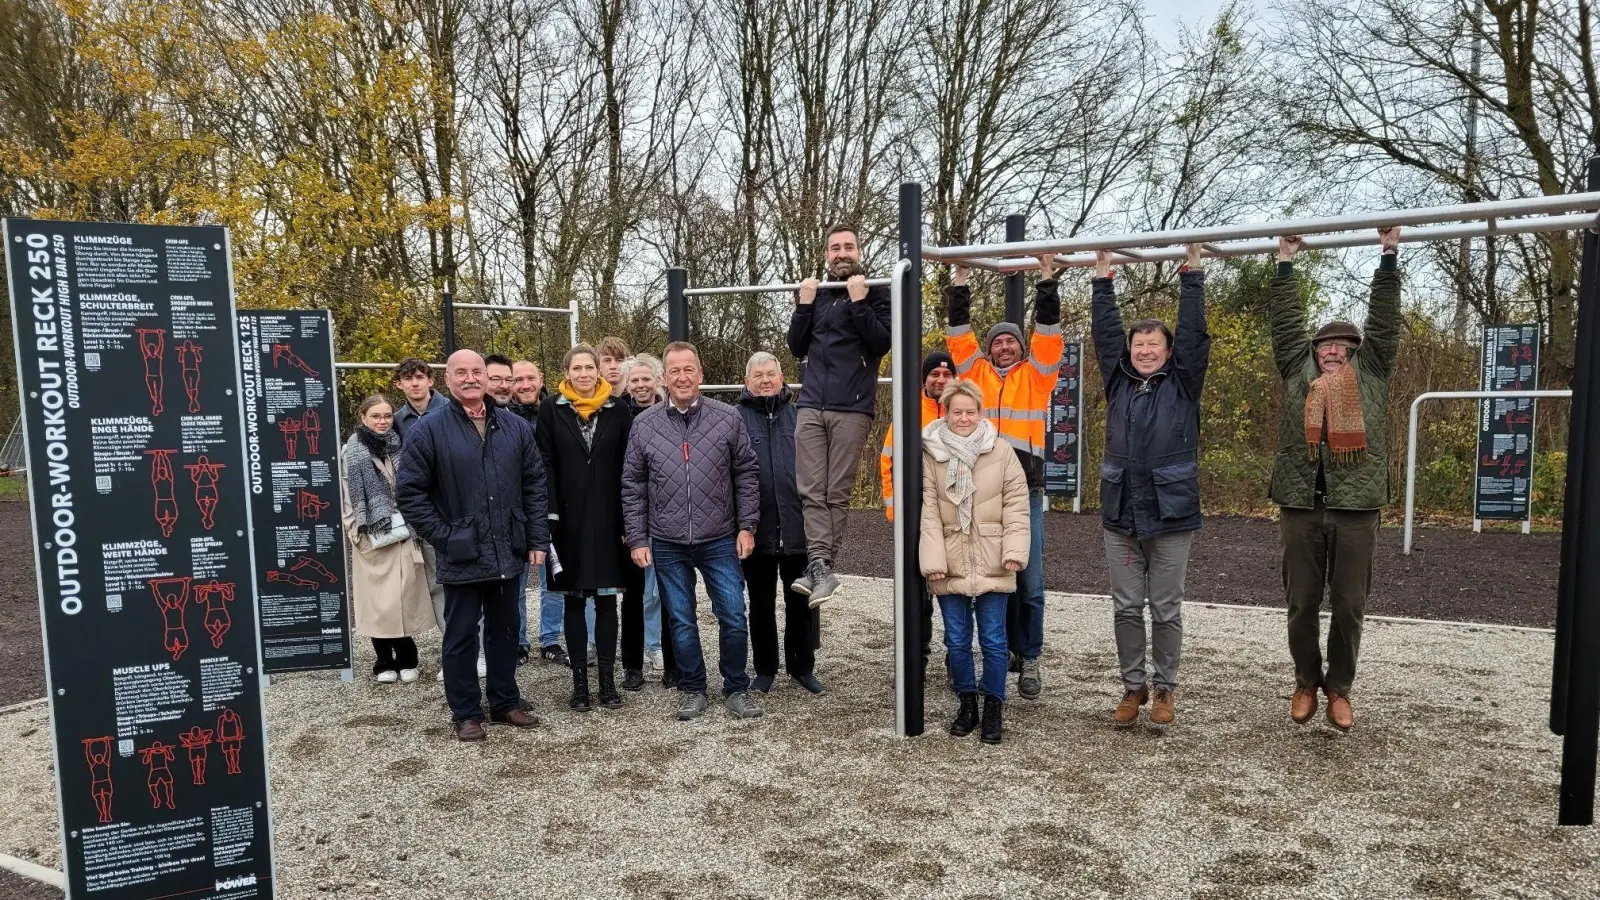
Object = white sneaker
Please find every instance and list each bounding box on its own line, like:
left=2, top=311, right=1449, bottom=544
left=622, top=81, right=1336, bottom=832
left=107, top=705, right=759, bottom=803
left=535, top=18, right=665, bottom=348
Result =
left=645, top=648, right=665, bottom=673
left=436, top=668, right=445, bottom=682
left=477, top=654, right=488, bottom=678
left=399, top=668, right=420, bottom=683
left=375, top=670, right=400, bottom=684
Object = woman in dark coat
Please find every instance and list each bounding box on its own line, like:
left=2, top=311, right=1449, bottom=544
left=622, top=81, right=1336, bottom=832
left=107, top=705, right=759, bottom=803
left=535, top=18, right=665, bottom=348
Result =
left=536, top=344, right=633, bottom=711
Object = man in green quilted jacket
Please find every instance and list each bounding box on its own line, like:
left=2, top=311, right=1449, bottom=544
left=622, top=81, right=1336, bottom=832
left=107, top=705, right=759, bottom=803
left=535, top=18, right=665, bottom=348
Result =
left=1269, top=227, right=1402, bottom=732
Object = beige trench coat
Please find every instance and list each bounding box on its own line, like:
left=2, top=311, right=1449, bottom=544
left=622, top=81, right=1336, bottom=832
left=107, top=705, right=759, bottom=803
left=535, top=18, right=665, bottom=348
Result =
left=918, top=441, right=1031, bottom=597
left=341, top=454, right=437, bottom=639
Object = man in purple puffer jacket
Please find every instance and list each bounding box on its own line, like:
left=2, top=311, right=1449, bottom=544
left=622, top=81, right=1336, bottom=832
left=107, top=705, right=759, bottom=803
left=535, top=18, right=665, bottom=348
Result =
left=622, top=341, right=764, bottom=722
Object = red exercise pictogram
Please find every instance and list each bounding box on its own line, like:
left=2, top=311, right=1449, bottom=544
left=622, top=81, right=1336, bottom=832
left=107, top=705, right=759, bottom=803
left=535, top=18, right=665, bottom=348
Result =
left=137, top=328, right=165, bottom=416
left=137, top=741, right=177, bottom=810
left=193, top=579, right=235, bottom=649
left=186, top=455, right=224, bottom=530
left=216, top=708, right=245, bottom=775
left=150, top=576, right=192, bottom=661
left=177, top=726, right=214, bottom=786
left=176, top=340, right=203, bottom=413
left=83, top=737, right=114, bottom=824
left=145, top=449, right=179, bottom=537
left=271, top=344, right=319, bottom=377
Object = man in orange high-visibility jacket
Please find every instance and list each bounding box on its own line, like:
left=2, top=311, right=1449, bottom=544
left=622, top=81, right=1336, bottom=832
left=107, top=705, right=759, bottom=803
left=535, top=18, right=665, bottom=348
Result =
left=879, top=352, right=954, bottom=521
left=879, top=351, right=954, bottom=687
left=945, top=255, right=1063, bottom=701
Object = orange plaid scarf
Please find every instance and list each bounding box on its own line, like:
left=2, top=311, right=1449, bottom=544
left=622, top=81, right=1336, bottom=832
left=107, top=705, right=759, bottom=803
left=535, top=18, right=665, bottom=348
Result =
left=1304, top=362, right=1366, bottom=464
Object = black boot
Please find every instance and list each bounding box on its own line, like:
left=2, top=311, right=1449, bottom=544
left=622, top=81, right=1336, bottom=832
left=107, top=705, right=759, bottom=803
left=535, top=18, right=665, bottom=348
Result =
left=980, top=695, right=1003, bottom=745
left=950, top=692, right=979, bottom=737
left=569, top=668, right=592, bottom=712
left=598, top=667, right=623, bottom=709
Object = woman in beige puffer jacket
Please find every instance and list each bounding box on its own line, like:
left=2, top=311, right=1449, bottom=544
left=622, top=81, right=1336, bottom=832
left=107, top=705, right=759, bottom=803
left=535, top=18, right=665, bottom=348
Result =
left=919, top=380, right=1030, bottom=744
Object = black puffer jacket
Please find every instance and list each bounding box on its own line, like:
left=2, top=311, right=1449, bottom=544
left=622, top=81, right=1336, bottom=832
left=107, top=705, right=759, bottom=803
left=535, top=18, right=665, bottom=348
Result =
left=786, top=283, right=893, bottom=416
left=737, top=389, right=806, bottom=555
left=1091, top=270, right=1210, bottom=538
left=395, top=396, right=550, bottom=584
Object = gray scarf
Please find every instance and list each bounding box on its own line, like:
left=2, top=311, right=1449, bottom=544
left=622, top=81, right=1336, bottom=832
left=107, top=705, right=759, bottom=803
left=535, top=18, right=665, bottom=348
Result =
left=343, top=429, right=401, bottom=533
left=921, top=418, right=997, bottom=533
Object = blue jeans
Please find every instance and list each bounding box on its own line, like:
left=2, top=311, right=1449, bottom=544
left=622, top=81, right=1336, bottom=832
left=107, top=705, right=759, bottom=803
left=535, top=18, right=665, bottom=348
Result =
left=940, top=591, right=1010, bottom=700
left=643, top=565, right=662, bottom=652
left=532, top=564, right=571, bottom=648
left=653, top=535, right=750, bottom=697
left=1012, top=490, right=1046, bottom=660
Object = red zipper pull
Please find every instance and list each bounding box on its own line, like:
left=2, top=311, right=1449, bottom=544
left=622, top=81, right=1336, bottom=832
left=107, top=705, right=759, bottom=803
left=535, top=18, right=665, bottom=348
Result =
left=683, top=441, right=690, bottom=462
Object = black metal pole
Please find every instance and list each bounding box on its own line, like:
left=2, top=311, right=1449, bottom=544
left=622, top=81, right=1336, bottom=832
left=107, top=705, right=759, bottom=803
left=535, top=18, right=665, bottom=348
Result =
left=667, top=267, right=689, bottom=342
left=441, top=281, right=456, bottom=356
left=897, top=182, right=925, bottom=737
left=1004, top=213, right=1026, bottom=325
left=1558, top=157, right=1600, bottom=825
left=1553, top=160, right=1600, bottom=735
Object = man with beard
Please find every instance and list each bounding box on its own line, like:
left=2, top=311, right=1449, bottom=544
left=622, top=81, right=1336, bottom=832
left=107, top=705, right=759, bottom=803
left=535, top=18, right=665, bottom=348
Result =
left=484, top=353, right=516, bottom=406
left=786, top=224, right=893, bottom=607
left=510, top=359, right=567, bottom=667
left=944, top=255, right=1064, bottom=701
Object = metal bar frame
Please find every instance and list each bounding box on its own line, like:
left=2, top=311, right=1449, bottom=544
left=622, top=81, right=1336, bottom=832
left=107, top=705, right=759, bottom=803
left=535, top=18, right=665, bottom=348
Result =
left=1403, top=389, right=1571, bottom=555
left=334, top=362, right=446, bottom=372
left=683, top=277, right=893, bottom=297
left=927, top=192, right=1600, bottom=261
left=894, top=179, right=925, bottom=738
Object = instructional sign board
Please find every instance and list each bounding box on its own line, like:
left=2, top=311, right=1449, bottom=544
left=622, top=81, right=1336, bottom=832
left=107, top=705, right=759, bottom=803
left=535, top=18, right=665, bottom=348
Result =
left=237, top=311, right=350, bottom=675
left=5, top=218, right=276, bottom=899
left=1044, top=339, right=1082, bottom=498
left=1474, top=324, right=1540, bottom=521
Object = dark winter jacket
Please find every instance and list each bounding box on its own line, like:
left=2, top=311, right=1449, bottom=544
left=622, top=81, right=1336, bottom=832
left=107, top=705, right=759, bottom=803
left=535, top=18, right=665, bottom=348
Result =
left=507, top=398, right=541, bottom=430
left=394, top=389, right=450, bottom=441
left=1269, top=256, right=1401, bottom=511
left=622, top=395, right=760, bottom=549
left=736, top=389, right=806, bottom=555
left=1092, top=270, right=1210, bottom=538
left=536, top=394, right=632, bottom=592
left=395, top=396, right=550, bottom=585
left=787, top=283, right=893, bottom=416
left=622, top=393, right=660, bottom=419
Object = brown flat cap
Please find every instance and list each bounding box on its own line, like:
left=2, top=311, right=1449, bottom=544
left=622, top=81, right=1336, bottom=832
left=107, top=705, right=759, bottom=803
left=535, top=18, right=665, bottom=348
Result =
left=1313, top=321, right=1362, bottom=346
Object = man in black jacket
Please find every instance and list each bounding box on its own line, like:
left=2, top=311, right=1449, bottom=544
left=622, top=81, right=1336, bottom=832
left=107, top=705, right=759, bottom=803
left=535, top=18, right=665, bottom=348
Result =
left=738, top=352, right=824, bottom=696
left=786, top=224, right=893, bottom=607
left=396, top=349, right=550, bottom=742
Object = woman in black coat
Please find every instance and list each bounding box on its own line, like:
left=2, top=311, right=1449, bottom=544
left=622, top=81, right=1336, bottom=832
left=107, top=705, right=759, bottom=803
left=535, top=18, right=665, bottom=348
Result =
left=536, top=344, right=633, bottom=711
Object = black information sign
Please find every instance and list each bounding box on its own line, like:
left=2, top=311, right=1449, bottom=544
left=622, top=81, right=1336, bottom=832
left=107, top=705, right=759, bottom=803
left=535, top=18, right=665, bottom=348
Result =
left=1044, top=339, right=1082, bottom=498
left=1474, top=324, right=1540, bottom=521
left=237, top=311, right=350, bottom=675
left=5, top=218, right=276, bottom=899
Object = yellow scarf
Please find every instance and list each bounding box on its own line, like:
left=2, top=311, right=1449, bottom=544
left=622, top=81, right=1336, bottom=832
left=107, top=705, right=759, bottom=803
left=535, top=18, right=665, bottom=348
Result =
left=559, top=378, right=611, bottom=421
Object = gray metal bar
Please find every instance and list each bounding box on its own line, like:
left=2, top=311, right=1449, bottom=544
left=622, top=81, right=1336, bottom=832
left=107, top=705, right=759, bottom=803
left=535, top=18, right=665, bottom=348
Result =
left=451, top=302, right=574, bottom=314
left=684, top=277, right=893, bottom=297
left=950, top=213, right=1600, bottom=273
left=927, top=192, right=1600, bottom=259
left=334, top=362, right=446, bottom=371
left=1404, top=389, right=1572, bottom=555
left=700, top=378, right=891, bottom=392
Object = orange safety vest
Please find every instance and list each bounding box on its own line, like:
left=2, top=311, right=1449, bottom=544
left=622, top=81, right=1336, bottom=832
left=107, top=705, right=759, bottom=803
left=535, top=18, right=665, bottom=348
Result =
left=879, top=393, right=943, bottom=522
left=947, top=323, right=1063, bottom=467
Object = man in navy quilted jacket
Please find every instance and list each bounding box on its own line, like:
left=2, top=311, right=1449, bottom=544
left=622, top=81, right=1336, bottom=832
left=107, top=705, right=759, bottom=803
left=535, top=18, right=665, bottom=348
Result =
left=622, top=342, right=764, bottom=722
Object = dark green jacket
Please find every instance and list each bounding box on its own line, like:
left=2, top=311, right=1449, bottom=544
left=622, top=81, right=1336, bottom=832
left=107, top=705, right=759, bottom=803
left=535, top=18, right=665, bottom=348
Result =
left=1268, top=257, right=1401, bottom=510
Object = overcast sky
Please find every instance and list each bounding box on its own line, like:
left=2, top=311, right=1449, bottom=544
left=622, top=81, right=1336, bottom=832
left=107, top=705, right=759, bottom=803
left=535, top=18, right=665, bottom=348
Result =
left=1142, top=0, right=1257, bottom=43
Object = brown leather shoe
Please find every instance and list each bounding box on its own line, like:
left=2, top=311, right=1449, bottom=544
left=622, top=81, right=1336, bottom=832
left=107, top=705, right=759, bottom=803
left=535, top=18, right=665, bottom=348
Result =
left=453, top=718, right=487, bottom=742
left=1324, top=690, right=1353, bottom=731
left=1113, top=687, right=1148, bottom=728
left=1290, top=687, right=1319, bottom=724
left=490, top=707, right=539, bottom=728
left=1149, top=689, right=1176, bottom=726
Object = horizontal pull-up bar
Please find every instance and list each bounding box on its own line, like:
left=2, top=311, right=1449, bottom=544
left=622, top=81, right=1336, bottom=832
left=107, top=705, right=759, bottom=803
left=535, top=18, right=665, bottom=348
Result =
left=334, top=362, right=446, bottom=371
left=684, top=277, right=893, bottom=297
left=452, top=302, right=574, bottom=315
left=927, top=191, right=1600, bottom=262
left=944, top=212, right=1600, bottom=273
left=699, top=378, right=893, bottom=392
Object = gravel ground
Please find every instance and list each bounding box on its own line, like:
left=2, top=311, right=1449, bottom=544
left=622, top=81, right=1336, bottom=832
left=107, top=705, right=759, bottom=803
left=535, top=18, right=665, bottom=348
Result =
left=2, top=578, right=1596, bottom=900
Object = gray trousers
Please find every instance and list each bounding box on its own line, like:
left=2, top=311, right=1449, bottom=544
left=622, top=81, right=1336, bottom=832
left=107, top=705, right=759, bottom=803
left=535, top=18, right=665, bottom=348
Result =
left=422, top=542, right=447, bottom=632
left=795, top=407, right=873, bottom=564
left=1102, top=529, right=1195, bottom=692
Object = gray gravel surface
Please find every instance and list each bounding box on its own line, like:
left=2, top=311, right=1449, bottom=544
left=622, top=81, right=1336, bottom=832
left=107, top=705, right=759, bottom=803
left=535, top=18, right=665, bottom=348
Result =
left=2, top=579, right=1596, bottom=899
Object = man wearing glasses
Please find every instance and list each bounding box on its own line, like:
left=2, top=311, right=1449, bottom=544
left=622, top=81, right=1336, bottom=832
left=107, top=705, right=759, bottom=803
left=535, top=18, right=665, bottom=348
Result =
left=484, top=354, right=516, bottom=406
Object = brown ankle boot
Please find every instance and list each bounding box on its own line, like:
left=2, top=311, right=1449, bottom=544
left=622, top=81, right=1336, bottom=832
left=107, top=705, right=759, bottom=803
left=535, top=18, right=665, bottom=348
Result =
left=1149, top=689, right=1176, bottom=726
left=1324, top=689, right=1353, bottom=731
left=1290, top=687, right=1319, bottom=724
left=1113, top=687, right=1148, bottom=728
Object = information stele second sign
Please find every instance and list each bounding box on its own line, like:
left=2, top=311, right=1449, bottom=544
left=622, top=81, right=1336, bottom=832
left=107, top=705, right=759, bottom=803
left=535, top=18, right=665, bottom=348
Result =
left=5, top=218, right=276, bottom=899
left=237, top=310, right=351, bottom=676
left=1474, top=324, right=1540, bottom=522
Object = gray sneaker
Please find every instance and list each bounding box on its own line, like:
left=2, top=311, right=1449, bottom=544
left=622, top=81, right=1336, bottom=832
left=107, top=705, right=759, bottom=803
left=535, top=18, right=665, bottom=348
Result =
left=807, top=563, right=841, bottom=608
left=724, top=691, right=764, bottom=719
left=793, top=562, right=816, bottom=597
left=1018, top=657, right=1042, bottom=700
left=676, top=691, right=709, bottom=721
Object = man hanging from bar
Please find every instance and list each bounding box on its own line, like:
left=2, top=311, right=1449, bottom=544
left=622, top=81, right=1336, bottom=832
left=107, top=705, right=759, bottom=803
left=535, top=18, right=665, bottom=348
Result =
left=1091, top=244, right=1210, bottom=730
left=944, top=255, right=1063, bottom=701
left=787, top=224, right=894, bottom=607
left=1271, top=226, right=1402, bottom=732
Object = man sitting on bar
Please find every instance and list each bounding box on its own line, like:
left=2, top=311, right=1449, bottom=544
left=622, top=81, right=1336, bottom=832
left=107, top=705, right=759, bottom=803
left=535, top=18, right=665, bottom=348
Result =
left=944, top=255, right=1063, bottom=701
left=1271, top=227, right=1402, bottom=732
left=786, top=224, right=893, bottom=607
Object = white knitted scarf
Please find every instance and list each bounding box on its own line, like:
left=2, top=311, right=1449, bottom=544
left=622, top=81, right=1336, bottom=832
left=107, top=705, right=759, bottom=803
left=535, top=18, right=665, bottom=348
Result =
left=921, top=418, right=997, bottom=533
